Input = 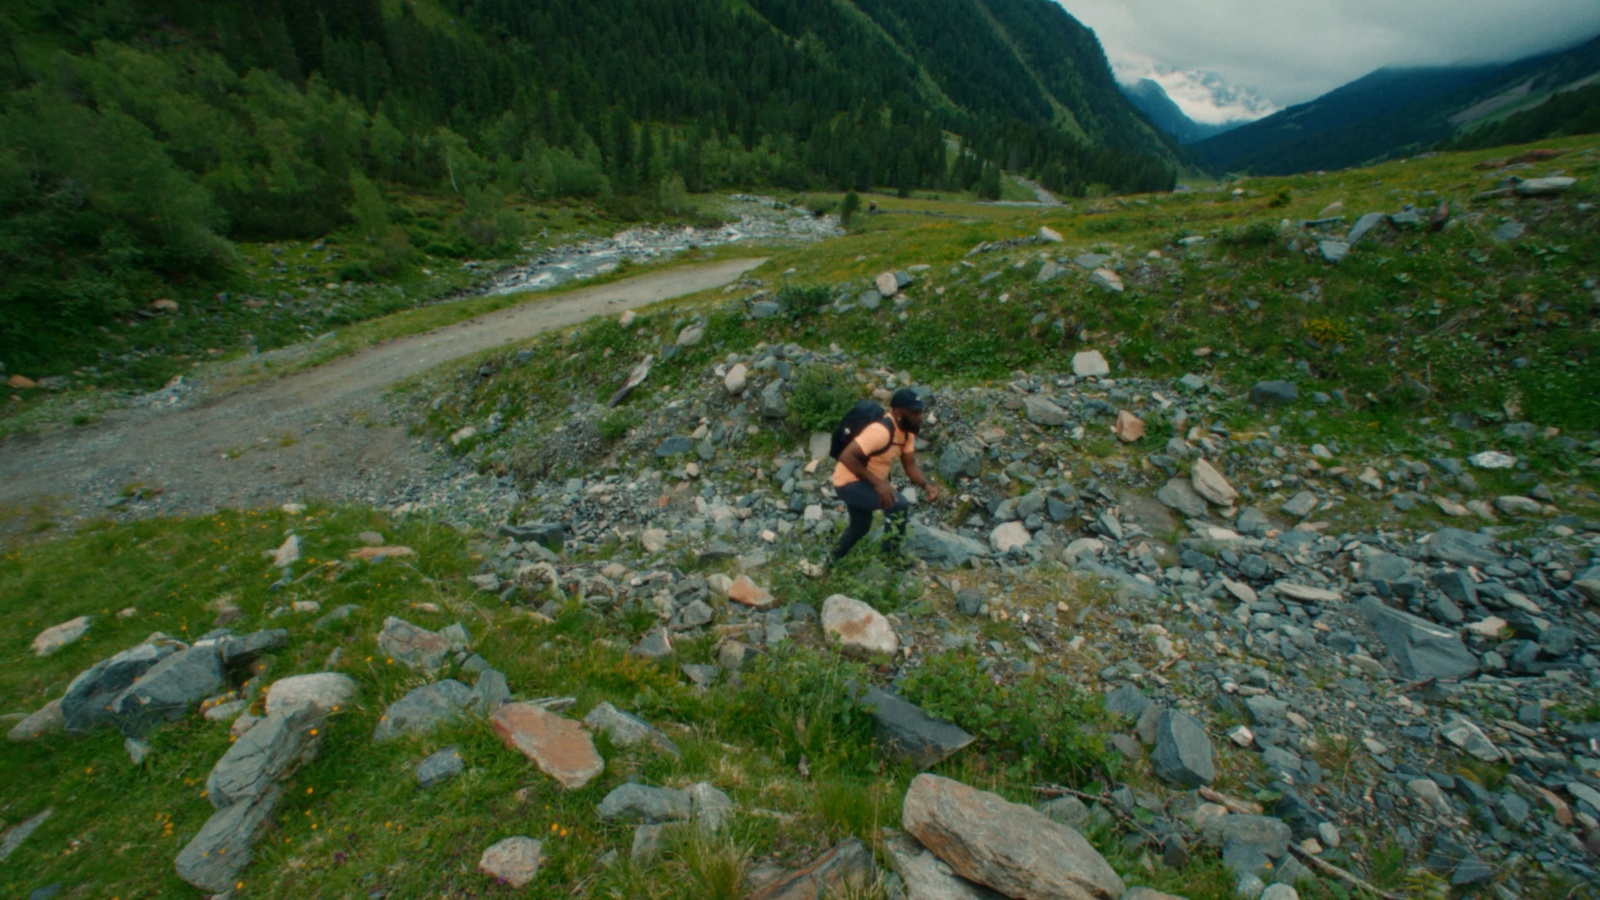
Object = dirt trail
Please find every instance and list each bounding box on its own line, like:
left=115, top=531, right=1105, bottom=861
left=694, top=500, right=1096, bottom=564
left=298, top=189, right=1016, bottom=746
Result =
left=0, top=258, right=766, bottom=521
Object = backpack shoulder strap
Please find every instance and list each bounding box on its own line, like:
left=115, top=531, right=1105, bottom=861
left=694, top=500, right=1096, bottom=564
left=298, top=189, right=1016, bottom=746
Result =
left=863, top=416, right=898, bottom=458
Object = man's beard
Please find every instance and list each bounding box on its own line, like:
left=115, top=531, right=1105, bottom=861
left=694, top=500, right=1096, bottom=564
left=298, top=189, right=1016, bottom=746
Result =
left=898, top=417, right=922, bottom=436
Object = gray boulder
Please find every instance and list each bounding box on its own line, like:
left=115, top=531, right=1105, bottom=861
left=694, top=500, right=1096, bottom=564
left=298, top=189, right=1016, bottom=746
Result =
left=1217, top=815, right=1292, bottom=879
left=1423, top=528, right=1505, bottom=569
left=906, top=525, right=989, bottom=568
left=881, top=829, right=1006, bottom=899
left=110, top=644, right=225, bottom=735
left=374, top=680, right=477, bottom=742
left=855, top=685, right=975, bottom=768
left=1249, top=381, right=1299, bottom=405
left=1155, top=479, right=1207, bottom=518
left=1151, top=709, right=1215, bottom=788
left=472, top=669, right=511, bottom=712
left=377, top=617, right=453, bottom=671
left=596, top=783, right=692, bottom=823
left=174, top=786, right=281, bottom=892
left=1359, top=597, right=1478, bottom=680
left=416, top=746, right=465, bottom=787
left=206, top=705, right=324, bottom=809
left=1280, top=491, right=1318, bottom=518
left=761, top=380, right=788, bottom=418
left=1104, top=685, right=1152, bottom=721
left=218, top=629, right=288, bottom=670
left=1346, top=212, right=1386, bottom=245
left=939, top=443, right=984, bottom=481
left=60, top=640, right=183, bottom=733
left=584, top=701, right=680, bottom=756
left=1023, top=396, right=1070, bottom=427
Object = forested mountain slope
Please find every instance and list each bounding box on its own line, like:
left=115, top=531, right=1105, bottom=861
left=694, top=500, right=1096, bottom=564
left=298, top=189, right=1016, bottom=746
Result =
left=1192, top=33, right=1600, bottom=175
left=0, top=0, right=1174, bottom=381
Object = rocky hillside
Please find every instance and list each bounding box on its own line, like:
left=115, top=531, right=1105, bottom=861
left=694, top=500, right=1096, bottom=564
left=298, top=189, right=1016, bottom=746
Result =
left=4, top=141, right=1600, bottom=898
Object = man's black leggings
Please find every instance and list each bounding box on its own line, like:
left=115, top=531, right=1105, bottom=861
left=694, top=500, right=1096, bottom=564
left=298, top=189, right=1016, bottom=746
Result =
left=832, top=481, right=908, bottom=560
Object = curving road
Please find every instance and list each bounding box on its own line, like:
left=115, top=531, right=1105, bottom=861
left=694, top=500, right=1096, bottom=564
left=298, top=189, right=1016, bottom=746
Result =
left=0, top=258, right=766, bottom=522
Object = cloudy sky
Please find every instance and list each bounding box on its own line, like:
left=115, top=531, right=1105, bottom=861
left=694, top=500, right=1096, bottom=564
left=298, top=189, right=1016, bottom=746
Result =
left=1056, top=0, right=1600, bottom=122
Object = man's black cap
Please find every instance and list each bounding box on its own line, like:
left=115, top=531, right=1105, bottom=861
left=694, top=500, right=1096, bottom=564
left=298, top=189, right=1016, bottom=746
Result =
left=889, top=387, right=926, bottom=411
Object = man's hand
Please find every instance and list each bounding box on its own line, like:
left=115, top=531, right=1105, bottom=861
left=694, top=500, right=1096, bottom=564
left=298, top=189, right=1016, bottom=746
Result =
left=923, top=483, right=941, bottom=503
left=874, top=481, right=897, bottom=509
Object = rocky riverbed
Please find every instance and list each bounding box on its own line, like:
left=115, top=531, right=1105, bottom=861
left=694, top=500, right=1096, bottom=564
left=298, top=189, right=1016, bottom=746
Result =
left=487, top=195, right=841, bottom=296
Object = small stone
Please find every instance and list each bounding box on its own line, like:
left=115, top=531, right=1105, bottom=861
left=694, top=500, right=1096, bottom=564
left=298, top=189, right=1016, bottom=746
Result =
left=1191, top=458, right=1238, bottom=506
left=1113, top=410, right=1144, bottom=442
left=31, top=616, right=91, bottom=656
left=821, top=594, right=898, bottom=657
left=478, top=836, right=543, bottom=888
left=728, top=575, right=775, bottom=610
left=265, top=673, right=358, bottom=716
left=416, top=746, right=465, bottom=787
left=583, top=702, right=680, bottom=756
left=989, top=521, right=1032, bottom=554
left=1089, top=268, right=1124, bottom=292
left=597, top=783, right=691, bottom=823
left=1072, top=351, right=1110, bottom=378
left=1022, top=395, right=1069, bottom=427
left=1250, top=381, right=1299, bottom=405
left=271, top=535, right=301, bottom=568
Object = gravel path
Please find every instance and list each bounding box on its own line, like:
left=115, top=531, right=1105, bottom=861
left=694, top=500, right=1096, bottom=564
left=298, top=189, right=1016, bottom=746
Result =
left=0, top=258, right=766, bottom=522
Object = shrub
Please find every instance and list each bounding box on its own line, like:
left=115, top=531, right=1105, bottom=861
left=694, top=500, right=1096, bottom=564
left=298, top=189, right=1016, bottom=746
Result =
left=597, top=408, right=637, bottom=442
left=840, top=191, right=861, bottom=227
left=776, top=284, right=831, bottom=320
left=1220, top=219, right=1279, bottom=249
left=787, top=364, right=858, bottom=433
left=898, top=652, right=1112, bottom=784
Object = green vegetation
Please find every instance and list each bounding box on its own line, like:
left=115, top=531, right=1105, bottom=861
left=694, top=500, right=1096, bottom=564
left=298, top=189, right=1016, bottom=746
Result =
left=786, top=363, right=859, bottom=433
left=1452, top=83, right=1600, bottom=150
left=0, top=0, right=1178, bottom=392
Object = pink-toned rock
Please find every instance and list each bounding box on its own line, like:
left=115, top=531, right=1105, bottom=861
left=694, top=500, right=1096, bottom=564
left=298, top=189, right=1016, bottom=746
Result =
left=1113, top=410, right=1145, bottom=443
left=5, top=374, right=36, bottom=390
left=478, top=836, right=543, bottom=888
left=151, top=298, right=180, bottom=313
left=727, top=574, right=774, bottom=610
left=748, top=837, right=875, bottom=900
left=348, top=545, right=415, bottom=561
left=491, top=702, right=604, bottom=789
left=903, top=774, right=1124, bottom=900
left=822, top=594, right=898, bottom=657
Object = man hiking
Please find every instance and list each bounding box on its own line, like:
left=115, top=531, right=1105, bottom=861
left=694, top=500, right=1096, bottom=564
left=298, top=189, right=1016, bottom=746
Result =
left=830, top=388, right=940, bottom=561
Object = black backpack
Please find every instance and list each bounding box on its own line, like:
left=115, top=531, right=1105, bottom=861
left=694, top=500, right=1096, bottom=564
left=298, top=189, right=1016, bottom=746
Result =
left=829, top=401, right=896, bottom=460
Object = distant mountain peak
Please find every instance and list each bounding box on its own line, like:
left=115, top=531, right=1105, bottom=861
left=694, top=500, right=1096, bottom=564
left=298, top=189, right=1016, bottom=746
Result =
left=1114, top=65, right=1278, bottom=125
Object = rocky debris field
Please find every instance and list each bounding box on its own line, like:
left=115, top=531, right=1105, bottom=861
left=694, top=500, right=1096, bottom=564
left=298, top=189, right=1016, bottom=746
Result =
left=384, top=270, right=1600, bottom=896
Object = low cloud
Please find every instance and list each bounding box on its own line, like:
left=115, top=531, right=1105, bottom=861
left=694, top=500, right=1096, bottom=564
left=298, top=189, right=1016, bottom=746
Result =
left=1058, top=0, right=1600, bottom=107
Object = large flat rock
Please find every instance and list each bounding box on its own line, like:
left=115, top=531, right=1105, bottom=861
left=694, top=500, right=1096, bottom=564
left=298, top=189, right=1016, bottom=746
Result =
left=490, top=702, right=604, bottom=789
left=1359, top=597, right=1479, bottom=680
left=902, top=774, right=1125, bottom=900
left=175, top=786, right=281, bottom=892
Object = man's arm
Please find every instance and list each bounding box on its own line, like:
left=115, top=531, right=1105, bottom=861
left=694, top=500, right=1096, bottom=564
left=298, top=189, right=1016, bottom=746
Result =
left=840, top=441, right=898, bottom=509
left=901, top=449, right=940, bottom=503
